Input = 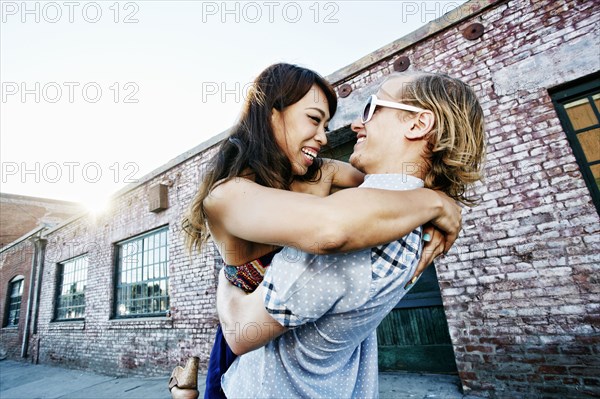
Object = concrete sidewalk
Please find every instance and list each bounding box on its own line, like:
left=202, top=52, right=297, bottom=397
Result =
left=0, top=359, right=482, bottom=398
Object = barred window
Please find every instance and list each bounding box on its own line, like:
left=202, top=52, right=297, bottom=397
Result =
left=5, top=277, right=24, bottom=327
left=551, top=73, right=600, bottom=214
left=115, top=227, right=169, bottom=318
left=55, top=255, right=88, bottom=320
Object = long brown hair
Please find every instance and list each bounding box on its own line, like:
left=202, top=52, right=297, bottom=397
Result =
left=183, top=63, right=337, bottom=253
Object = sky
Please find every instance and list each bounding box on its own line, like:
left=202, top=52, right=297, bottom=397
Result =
left=1, top=0, right=468, bottom=210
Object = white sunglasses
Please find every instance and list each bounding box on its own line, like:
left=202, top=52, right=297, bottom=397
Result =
left=361, top=94, right=427, bottom=124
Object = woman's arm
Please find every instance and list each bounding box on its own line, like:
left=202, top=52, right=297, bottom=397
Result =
left=205, top=178, right=460, bottom=255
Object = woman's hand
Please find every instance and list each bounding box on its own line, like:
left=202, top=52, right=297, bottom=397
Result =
left=406, top=224, right=447, bottom=288
left=405, top=192, right=462, bottom=288
left=429, top=190, right=462, bottom=253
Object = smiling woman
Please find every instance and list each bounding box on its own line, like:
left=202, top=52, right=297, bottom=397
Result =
left=271, top=85, right=330, bottom=176
left=184, top=63, right=341, bottom=259
left=178, top=63, right=354, bottom=399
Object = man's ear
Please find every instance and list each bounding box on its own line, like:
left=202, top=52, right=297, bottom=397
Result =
left=405, top=111, right=435, bottom=139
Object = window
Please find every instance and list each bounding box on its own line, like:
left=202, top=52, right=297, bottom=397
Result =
left=55, top=255, right=88, bottom=320
left=5, top=277, right=24, bottom=327
left=551, top=73, right=600, bottom=214
left=115, top=227, right=169, bottom=318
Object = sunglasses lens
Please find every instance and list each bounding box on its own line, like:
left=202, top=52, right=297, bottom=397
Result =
left=362, top=98, right=372, bottom=123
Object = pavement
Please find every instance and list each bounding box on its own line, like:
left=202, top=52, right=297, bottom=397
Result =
left=0, top=359, right=484, bottom=399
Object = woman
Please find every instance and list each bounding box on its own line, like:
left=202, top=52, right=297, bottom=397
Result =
left=171, top=63, right=460, bottom=399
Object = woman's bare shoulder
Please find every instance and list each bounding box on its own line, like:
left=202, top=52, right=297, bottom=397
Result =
left=204, top=177, right=255, bottom=211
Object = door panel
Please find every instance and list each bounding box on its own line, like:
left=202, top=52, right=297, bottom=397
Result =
left=377, top=266, right=457, bottom=373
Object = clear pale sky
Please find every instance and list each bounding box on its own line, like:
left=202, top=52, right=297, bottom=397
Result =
left=1, top=0, right=467, bottom=209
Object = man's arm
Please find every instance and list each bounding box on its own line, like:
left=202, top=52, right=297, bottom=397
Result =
left=321, top=158, right=365, bottom=191
left=205, top=178, right=460, bottom=255
left=217, top=269, right=286, bottom=355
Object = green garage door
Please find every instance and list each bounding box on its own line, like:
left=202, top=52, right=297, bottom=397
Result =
left=377, top=265, right=457, bottom=373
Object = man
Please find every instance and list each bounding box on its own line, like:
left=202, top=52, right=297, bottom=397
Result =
left=218, top=72, right=485, bottom=398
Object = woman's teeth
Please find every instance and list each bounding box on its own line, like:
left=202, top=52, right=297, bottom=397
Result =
left=302, top=148, right=317, bottom=160
left=357, top=137, right=366, bottom=144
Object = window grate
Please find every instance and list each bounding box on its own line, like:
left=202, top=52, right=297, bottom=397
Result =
left=551, top=73, right=600, bottom=215
left=6, top=279, right=24, bottom=327
left=114, top=227, right=169, bottom=318
left=55, top=255, right=88, bottom=320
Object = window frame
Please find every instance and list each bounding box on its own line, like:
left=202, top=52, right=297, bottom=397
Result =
left=4, top=276, right=24, bottom=328
left=113, top=226, right=169, bottom=319
left=54, top=254, right=89, bottom=322
left=550, top=72, right=600, bottom=215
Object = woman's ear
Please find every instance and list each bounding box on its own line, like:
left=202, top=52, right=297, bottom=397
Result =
left=405, top=111, right=435, bottom=139
left=271, top=108, right=283, bottom=131
left=271, top=107, right=280, bottom=122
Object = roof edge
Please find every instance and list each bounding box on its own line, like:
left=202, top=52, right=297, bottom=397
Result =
left=0, top=192, right=83, bottom=206
left=111, top=128, right=231, bottom=199
left=325, top=0, right=503, bottom=84
left=0, top=225, right=46, bottom=253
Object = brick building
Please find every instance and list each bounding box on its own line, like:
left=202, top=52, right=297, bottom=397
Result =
left=0, top=193, right=83, bottom=249
left=1, top=0, right=599, bottom=397
left=0, top=195, right=83, bottom=360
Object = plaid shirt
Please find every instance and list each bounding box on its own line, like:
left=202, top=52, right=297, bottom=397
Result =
left=222, top=174, right=424, bottom=399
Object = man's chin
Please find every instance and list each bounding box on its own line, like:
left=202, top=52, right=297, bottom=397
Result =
left=349, top=154, right=366, bottom=174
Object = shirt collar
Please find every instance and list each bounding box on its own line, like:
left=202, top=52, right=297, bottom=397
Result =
left=359, top=174, right=424, bottom=191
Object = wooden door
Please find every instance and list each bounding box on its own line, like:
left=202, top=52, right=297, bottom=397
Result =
left=377, top=265, right=457, bottom=373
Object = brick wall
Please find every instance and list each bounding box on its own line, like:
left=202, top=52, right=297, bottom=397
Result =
left=0, top=239, right=35, bottom=359
left=2, top=0, right=598, bottom=397
left=322, top=0, right=599, bottom=397
left=31, top=147, right=222, bottom=376
left=0, top=194, right=83, bottom=249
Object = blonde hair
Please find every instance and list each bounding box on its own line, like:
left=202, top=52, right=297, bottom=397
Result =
left=388, top=72, right=486, bottom=205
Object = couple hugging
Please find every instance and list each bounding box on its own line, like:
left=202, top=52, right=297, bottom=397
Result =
left=170, top=63, right=485, bottom=399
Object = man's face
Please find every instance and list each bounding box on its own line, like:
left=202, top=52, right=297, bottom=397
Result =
left=349, top=76, right=415, bottom=174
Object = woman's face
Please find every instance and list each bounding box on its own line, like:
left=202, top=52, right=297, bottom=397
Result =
left=271, top=85, right=330, bottom=176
